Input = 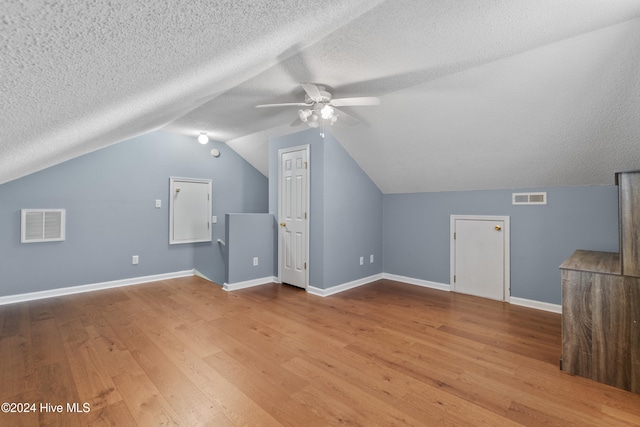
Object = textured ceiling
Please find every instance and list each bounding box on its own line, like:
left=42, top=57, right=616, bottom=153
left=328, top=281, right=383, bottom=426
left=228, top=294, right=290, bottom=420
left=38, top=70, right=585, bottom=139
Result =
left=2, top=1, right=640, bottom=192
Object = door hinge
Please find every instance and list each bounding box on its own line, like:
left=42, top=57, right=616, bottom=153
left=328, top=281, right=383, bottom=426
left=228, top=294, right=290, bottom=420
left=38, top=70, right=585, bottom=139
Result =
left=304, top=162, right=308, bottom=169
left=304, top=212, right=307, bottom=219
left=304, top=262, right=307, bottom=270
left=208, top=194, right=210, bottom=201
left=454, top=275, right=456, bottom=283
left=454, top=232, right=456, bottom=240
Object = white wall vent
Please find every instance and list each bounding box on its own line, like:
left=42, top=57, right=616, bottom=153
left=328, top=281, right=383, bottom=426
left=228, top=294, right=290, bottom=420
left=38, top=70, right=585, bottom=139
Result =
left=512, top=192, right=547, bottom=205
left=21, top=209, right=66, bottom=243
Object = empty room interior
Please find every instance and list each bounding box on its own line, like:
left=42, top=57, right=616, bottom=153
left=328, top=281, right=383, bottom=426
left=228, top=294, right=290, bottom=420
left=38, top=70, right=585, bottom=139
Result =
left=2, top=1, right=640, bottom=425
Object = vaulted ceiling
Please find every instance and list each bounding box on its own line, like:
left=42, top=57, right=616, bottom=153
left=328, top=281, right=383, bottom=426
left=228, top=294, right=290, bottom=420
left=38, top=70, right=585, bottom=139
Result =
left=3, top=1, right=640, bottom=192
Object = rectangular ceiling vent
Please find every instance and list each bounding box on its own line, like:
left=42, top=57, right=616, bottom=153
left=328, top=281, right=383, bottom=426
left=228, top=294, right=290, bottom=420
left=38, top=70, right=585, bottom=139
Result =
left=512, top=192, right=547, bottom=205
left=21, top=209, right=66, bottom=243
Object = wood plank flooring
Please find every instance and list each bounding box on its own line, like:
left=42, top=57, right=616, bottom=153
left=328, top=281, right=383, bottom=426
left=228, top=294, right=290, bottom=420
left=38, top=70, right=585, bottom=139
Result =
left=1, top=277, right=639, bottom=426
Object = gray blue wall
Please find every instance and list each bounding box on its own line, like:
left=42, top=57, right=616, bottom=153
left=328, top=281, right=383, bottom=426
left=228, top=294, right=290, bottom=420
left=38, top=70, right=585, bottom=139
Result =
left=383, top=186, right=619, bottom=304
left=225, top=213, right=275, bottom=284
left=1, top=124, right=620, bottom=306
left=268, top=127, right=619, bottom=303
left=269, top=129, right=383, bottom=289
left=322, top=132, right=383, bottom=287
left=0, top=131, right=268, bottom=296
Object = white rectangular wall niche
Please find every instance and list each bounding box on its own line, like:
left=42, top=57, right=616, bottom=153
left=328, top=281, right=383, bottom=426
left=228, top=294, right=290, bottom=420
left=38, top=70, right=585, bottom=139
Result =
left=169, top=177, right=212, bottom=244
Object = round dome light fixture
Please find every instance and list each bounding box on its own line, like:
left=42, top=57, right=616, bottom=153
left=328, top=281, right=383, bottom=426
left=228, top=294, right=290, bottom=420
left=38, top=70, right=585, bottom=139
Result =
left=197, top=132, right=209, bottom=144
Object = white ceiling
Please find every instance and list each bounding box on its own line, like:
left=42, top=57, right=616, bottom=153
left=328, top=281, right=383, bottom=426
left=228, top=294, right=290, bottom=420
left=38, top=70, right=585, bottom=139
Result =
left=2, top=1, right=640, bottom=192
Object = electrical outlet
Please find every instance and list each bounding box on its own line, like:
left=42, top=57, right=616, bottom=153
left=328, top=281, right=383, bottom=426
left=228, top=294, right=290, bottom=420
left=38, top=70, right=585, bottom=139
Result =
left=132, top=255, right=139, bottom=265
left=359, top=256, right=364, bottom=266
left=155, top=199, right=161, bottom=208
left=253, top=257, right=259, bottom=266
left=370, top=254, right=374, bottom=263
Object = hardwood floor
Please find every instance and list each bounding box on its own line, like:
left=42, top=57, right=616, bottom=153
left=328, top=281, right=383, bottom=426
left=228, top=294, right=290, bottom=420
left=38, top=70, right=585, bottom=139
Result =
left=1, top=277, right=639, bottom=426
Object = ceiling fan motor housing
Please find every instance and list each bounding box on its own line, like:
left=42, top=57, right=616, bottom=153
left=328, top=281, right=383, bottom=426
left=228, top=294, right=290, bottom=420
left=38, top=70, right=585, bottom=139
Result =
left=304, top=86, right=332, bottom=105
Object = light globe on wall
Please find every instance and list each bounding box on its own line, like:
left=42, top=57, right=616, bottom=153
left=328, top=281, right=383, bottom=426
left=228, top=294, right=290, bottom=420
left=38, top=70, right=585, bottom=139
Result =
left=197, top=133, right=209, bottom=144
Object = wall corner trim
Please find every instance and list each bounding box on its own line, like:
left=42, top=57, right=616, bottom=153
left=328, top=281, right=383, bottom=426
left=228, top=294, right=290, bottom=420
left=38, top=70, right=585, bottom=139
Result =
left=382, top=273, right=451, bottom=292
left=307, top=273, right=384, bottom=297
left=510, top=297, right=562, bottom=314
left=0, top=270, right=195, bottom=306
left=223, top=276, right=277, bottom=291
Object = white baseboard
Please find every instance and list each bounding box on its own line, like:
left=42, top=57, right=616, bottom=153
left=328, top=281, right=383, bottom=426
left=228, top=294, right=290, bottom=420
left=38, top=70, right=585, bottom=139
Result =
left=307, top=273, right=383, bottom=297
left=382, top=273, right=451, bottom=292
left=0, top=268, right=562, bottom=315
left=310, top=273, right=560, bottom=315
left=510, top=297, right=562, bottom=314
left=0, top=270, right=195, bottom=306
left=223, top=276, right=277, bottom=292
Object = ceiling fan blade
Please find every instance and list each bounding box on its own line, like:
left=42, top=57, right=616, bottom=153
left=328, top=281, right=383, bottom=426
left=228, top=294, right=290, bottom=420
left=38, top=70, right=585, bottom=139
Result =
left=301, top=83, right=322, bottom=102
left=255, top=102, right=312, bottom=108
left=330, top=97, right=381, bottom=107
left=333, top=107, right=360, bottom=126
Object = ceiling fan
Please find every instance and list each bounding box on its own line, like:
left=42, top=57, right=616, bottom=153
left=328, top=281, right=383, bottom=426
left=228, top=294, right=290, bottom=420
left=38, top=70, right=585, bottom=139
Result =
left=255, top=83, right=380, bottom=128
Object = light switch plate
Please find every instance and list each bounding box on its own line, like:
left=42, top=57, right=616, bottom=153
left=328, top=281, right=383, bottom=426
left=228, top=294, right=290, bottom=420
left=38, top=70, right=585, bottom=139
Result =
left=155, top=200, right=161, bottom=208
left=212, top=215, right=217, bottom=224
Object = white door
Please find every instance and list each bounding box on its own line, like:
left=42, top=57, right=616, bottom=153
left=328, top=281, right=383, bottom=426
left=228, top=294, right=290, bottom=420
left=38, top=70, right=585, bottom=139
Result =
left=278, top=146, right=309, bottom=288
left=451, top=216, right=509, bottom=301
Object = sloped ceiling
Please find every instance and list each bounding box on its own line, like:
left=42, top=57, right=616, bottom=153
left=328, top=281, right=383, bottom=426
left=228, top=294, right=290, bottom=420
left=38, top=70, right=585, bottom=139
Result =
left=2, top=1, right=640, bottom=193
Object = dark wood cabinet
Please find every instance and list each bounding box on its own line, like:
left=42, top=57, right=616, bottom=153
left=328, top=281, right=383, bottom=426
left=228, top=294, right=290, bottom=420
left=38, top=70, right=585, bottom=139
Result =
left=560, top=171, right=640, bottom=394
left=618, top=171, right=640, bottom=277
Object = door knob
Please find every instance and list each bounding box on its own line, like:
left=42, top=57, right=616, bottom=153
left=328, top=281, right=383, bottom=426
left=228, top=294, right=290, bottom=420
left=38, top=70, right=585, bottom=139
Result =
left=495, top=225, right=502, bottom=231
left=280, top=222, right=286, bottom=227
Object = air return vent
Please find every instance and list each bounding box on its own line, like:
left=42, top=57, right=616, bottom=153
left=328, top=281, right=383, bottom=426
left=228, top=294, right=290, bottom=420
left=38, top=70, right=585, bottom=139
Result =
left=512, top=192, right=547, bottom=205
left=21, top=209, right=66, bottom=243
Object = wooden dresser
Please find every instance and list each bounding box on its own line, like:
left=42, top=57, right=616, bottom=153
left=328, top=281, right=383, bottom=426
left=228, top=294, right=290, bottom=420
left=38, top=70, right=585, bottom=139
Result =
left=560, top=171, right=640, bottom=394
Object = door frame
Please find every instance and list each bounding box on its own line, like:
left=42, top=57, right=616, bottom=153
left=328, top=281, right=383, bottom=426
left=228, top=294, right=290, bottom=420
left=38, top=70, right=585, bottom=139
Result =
left=450, top=214, right=511, bottom=301
left=277, top=144, right=310, bottom=289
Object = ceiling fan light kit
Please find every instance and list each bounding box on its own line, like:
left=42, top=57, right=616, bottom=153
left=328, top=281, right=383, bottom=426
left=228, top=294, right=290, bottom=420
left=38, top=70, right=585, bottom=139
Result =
left=298, top=106, right=330, bottom=128
left=256, top=83, right=380, bottom=128
left=298, top=108, right=312, bottom=121
left=320, top=105, right=334, bottom=120
left=298, top=109, right=320, bottom=128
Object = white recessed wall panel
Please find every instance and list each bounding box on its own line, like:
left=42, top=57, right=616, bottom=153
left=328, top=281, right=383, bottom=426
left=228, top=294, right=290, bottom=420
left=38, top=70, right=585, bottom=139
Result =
left=169, top=177, right=212, bottom=244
